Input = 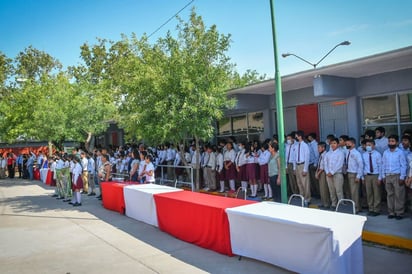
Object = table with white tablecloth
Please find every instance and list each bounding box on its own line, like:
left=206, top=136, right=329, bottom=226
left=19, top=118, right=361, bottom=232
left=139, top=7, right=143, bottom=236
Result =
left=123, top=183, right=183, bottom=227
left=226, top=202, right=366, bottom=274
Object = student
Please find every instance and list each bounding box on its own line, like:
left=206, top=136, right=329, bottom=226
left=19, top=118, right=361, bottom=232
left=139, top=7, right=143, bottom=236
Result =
left=285, top=133, right=298, bottom=195
left=215, top=146, right=225, bottom=193
left=382, top=135, right=407, bottom=219
left=315, top=142, right=330, bottom=208
left=246, top=144, right=258, bottom=198
left=97, top=154, right=112, bottom=200
left=345, top=137, right=364, bottom=213
left=294, top=130, right=311, bottom=206
left=70, top=157, right=83, bottom=207
left=142, top=154, right=156, bottom=183
left=307, top=133, right=319, bottom=198
left=235, top=142, right=248, bottom=192
left=223, top=142, right=236, bottom=193
left=362, top=139, right=382, bottom=216
left=138, top=151, right=148, bottom=183
left=375, top=126, right=388, bottom=155
left=324, top=138, right=345, bottom=210
left=258, top=143, right=271, bottom=200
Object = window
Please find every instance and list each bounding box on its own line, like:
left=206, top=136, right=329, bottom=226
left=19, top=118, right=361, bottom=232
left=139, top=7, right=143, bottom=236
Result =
left=362, top=92, right=412, bottom=137
left=248, top=112, right=264, bottom=133
left=232, top=115, right=247, bottom=134
left=362, top=95, right=396, bottom=125
left=217, top=112, right=264, bottom=141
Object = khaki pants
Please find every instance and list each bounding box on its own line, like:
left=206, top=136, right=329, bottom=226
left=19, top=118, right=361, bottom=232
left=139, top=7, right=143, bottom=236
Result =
left=347, top=172, right=361, bottom=212
left=364, top=174, right=381, bottom=213
left=385, top=174, right=405, bottom=216
left=205, top=167, right=216, bottom=190
left=295, top=164, right=311, bottom=202
left=82, top=171, right=89, bottom=192
left=309, top=164, right=319, bottom=197
left=287, top=163, right=298, bottom=195
left=318, top=171, right=330, bottom=207
left=326, top=172, right=344, bottom=207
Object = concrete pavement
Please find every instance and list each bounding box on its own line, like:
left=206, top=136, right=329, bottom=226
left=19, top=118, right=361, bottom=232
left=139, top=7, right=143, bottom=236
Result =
left=1, top=178, right=411, bottom=274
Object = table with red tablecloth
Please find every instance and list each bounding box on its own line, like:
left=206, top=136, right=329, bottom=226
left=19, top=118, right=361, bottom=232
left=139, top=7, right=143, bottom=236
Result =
left=101, top=182, right=135, bottom=214
left=153, top=191, right=257, bottom=256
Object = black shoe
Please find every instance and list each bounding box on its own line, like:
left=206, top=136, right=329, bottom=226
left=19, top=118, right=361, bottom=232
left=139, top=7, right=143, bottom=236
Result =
left=388, top=214, right=395, bottom=219
left=56, top=197, right=64, bottom=200
left=87, top=192, right=96, bottom=196
left=52, top=194, right=58, bottom=197
left=81, top=191, right=87, bottom=195
left=73, top=203, right=82, bottom=207
left=367, top=211, right=374, bottom=216
left=63, top=199, right=71, bottom=202
left=98, top=197, right=102, bottom=200
left=96, top=195, right=102, bottom=199
left=395, top=215, right=403, bottom=220
left=68, top=202, right=74, bottom=205
left=373, top=212, right=380, bottom=216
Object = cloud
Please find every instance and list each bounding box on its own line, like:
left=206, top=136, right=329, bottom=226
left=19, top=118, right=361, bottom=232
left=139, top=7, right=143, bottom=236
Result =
left=328, top=24, right=369, bottom=36
left=385, top=19, right=412, bottom=28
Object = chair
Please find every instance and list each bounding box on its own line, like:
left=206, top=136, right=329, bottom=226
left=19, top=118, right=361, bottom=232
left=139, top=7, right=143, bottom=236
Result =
left=288, top=194, right=304, bottom=207
left=336, top=199, right=356, bottom=214
left=235, top=187, right=247, bottom=200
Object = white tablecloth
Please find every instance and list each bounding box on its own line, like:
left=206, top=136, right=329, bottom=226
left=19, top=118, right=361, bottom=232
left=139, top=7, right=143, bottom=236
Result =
left=123, top=184, right=183, bottom=227
left=226, top=202, right=366, bottom=274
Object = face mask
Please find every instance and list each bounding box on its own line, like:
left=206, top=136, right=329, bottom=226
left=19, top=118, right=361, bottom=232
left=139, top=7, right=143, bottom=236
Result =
left=388, top=144, right=397, bottom=149
left=366, top=146, right=372, bottom=152
left=287, top=140, right=292, bottom=145
left=346, top=145, right=351, bottom=149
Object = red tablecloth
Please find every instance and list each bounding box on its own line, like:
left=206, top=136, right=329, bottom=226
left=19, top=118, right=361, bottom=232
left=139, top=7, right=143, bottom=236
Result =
left=34, top=168, right=40, bottom=180
left=153, top=191, right=257, bottom=256
left=101, top=182, right=133, bottom=214
left=45, top=170, right=52, bottom=185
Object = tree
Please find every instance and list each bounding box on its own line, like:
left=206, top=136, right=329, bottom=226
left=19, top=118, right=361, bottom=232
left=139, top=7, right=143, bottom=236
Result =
left=113, top=9, right=238, bottom=189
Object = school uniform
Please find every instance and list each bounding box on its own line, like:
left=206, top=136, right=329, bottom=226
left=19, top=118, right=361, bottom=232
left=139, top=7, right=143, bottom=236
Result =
left=382, top=147, right=407, bottom=218
left=293, top=141, right=311, bottom=204
left=346, top=148, right=364, bottom=212
left=324, top=148, right=345, bottom=208
left=316, top=151, right=331, bottom=208
left=285, top=142, right=298, bottom=195
left=362, top=149, right=382, bottom=214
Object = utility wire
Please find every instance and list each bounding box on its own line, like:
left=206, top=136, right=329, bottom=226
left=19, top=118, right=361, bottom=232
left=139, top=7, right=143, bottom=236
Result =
left=147, top=0, right=194, bottom=39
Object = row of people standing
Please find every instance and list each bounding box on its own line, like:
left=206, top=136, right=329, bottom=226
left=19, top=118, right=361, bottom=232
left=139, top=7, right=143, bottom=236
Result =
left=285, top=126, right=411, bottom=219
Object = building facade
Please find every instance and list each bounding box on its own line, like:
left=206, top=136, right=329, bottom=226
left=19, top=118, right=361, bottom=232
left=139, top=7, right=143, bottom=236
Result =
left=219, top=46, right=412, bottom=143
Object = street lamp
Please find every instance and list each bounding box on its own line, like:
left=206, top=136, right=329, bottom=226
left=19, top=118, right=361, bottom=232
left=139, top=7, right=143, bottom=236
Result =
left=282, top=41, right=351, bottom=69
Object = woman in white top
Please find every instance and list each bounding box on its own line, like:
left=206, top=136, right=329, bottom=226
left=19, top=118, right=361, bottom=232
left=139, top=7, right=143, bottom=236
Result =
left=129, top=149, right=140, bottom=182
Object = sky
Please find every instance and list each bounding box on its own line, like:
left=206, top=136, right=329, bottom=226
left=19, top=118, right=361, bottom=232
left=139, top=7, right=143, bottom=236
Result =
left=1, top=0, right=412, bottom=77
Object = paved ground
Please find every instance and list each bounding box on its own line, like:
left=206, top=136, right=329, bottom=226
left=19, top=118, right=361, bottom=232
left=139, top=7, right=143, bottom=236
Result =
left=1, top=179, right=411, bottom=274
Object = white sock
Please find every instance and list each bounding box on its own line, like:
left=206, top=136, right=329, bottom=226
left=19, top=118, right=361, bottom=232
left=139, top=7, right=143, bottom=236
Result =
left=249, top=184, right=255, bottom=196
left=268, top=184, right=272, bottom=198
left=241, top=181, right=248, bottom=191
left=229, top=180, right=235, bottom=191
left=76, top=192, right=81, bottom=204
left=220, top=181, right=225, bottom=192
left=264, top=184, right=268, bottom=197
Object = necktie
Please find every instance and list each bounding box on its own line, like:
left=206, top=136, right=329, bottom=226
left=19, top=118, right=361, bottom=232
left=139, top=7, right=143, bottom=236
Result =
left=369, top=153, right=373, bottom=173
left=346, top=151, right=351, bottom=167
left=298, top=143, right=301, bottom=163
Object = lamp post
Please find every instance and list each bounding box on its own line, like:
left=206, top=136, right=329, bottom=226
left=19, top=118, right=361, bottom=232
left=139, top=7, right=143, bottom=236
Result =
left=282, top=41, right=351, bottom=69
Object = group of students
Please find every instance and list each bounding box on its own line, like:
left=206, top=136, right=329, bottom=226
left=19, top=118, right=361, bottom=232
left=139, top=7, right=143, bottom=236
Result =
left=285, top=126, right=412, bottom=219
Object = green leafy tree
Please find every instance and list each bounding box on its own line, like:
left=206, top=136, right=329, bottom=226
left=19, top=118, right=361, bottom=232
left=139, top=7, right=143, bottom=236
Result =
left=113, top=9, right=239, bottom=189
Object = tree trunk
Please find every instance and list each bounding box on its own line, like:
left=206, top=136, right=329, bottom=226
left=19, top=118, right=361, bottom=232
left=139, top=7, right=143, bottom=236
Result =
left=48, top=140, right=53, bottom=157
left=85, top=132, right=94, bottom=152
left=195, top=136, right=200, bottom=191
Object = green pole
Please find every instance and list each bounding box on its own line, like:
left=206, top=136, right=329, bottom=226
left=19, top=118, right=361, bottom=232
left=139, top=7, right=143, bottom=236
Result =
left=269, top=0, right=288, bottom=203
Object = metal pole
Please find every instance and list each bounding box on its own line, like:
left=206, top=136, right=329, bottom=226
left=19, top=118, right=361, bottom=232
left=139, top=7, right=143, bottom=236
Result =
left=269, top=0, right=288, bottom=203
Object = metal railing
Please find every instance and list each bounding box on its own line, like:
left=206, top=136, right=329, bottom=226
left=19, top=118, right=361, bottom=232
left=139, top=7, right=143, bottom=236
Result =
left=155, top=164, right=194, bottom=191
